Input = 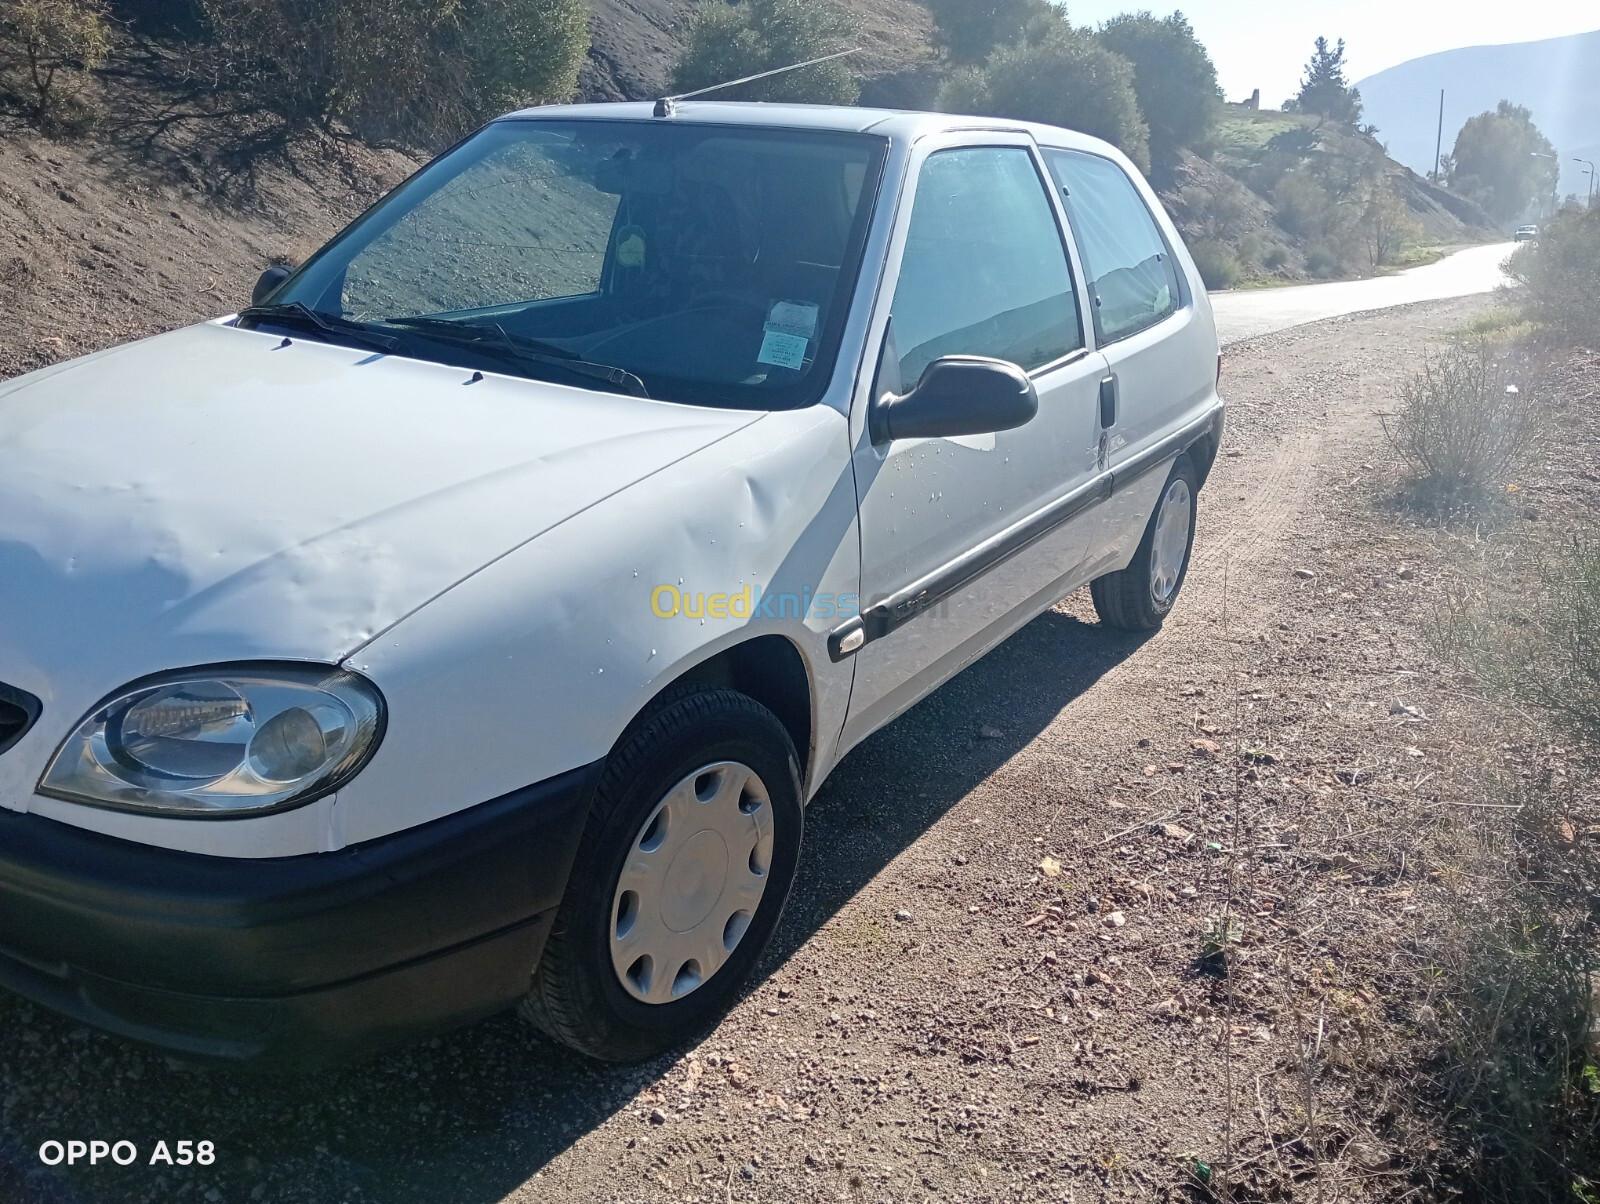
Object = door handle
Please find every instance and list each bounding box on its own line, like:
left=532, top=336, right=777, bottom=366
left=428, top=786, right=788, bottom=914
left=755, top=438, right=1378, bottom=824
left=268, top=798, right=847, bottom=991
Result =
left=1098, top=375, right=1117, bottom=429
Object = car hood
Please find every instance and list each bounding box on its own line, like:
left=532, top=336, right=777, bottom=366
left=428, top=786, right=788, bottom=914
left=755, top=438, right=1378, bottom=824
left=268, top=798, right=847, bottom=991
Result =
left=0, top=322, right=761, bottom=710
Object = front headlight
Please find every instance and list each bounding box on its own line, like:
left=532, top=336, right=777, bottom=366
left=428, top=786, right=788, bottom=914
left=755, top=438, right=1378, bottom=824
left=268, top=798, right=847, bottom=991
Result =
left=39, top=664, right=385, bottom=818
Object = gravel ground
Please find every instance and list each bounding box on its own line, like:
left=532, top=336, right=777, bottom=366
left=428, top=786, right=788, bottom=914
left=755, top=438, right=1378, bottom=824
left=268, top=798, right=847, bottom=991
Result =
left=11, top=292, right=1574, bottom=1204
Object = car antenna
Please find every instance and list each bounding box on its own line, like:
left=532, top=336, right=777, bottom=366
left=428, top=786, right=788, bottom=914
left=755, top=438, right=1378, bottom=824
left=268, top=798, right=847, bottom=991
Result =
left=653, top=48, right=860, bottom=118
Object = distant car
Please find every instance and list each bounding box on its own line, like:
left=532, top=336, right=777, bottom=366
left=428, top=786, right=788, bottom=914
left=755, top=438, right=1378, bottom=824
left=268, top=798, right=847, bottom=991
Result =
left=1515, top=225, right=1539, bottom=242
left=0, top=102, right=1225, bottom=1070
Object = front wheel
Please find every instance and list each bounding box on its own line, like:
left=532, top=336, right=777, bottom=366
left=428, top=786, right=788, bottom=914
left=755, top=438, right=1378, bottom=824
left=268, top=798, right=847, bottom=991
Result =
left=1090, top=453, right=1199, bottom=632
left=520, top=686, right=803, bottom=1062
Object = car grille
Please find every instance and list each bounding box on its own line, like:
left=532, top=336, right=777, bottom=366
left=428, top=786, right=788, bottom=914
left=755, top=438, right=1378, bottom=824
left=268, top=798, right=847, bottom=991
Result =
left=0, top=682, right=42, bottom=757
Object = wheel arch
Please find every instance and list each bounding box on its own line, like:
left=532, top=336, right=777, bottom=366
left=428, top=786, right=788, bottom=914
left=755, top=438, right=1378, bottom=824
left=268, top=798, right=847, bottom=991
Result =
left=652, top=635, right=816, bottom=791
left=1186, top=404, right=1225, bottom=489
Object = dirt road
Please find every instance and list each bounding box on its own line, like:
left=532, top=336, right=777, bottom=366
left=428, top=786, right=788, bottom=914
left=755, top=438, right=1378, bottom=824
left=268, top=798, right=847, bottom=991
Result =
left=1, top=294, right=1495, bottom=1204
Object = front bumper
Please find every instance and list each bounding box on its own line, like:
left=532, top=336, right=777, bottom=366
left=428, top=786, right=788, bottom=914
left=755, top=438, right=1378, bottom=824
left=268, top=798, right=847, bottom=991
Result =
left=0, top=763, right=599, bottom=1070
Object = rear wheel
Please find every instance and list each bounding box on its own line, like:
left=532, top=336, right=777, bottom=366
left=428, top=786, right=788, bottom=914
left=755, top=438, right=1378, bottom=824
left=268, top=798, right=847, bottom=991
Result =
left=1090, top=453, right=1199, bottom=632
left=521, top=686, right=803, bottom=1062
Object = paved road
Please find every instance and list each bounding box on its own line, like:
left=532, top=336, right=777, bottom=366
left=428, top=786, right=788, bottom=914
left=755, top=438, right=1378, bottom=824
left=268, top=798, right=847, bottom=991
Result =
left=1211, top=241, right=1516, bottom=345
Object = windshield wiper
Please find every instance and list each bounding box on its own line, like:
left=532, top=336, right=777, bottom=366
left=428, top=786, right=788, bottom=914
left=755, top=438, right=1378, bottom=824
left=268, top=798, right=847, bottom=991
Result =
left=236, top=302, right=402, bottom=355
left=383, top=316, right=651, bottom=399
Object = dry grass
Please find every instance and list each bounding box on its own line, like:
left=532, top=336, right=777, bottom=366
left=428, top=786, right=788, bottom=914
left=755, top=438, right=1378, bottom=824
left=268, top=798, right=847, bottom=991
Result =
left=1391, top=342, right=1600, bottom=1202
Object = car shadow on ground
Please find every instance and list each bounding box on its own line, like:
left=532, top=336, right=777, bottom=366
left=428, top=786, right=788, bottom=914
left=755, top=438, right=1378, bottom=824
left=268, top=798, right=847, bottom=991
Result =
left=0, top=608, right=1147, bottom=1204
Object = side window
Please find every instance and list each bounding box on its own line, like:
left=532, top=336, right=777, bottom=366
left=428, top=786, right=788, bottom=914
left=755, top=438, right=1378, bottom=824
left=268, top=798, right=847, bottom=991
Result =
left=890, top=147, right=1083, bottom=386
left=1044, top=149, right=1182, bottom=344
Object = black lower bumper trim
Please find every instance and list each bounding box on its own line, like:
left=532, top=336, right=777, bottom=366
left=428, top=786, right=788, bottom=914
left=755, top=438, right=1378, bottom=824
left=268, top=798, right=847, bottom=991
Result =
left=0, top=762, right=601, bottom=1069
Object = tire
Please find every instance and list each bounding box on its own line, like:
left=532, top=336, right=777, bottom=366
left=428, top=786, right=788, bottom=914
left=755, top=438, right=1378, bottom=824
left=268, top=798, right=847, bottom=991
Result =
left=1090, top=452, right=1199, bottom=632
left=520, top=685, right=804, bottom=1062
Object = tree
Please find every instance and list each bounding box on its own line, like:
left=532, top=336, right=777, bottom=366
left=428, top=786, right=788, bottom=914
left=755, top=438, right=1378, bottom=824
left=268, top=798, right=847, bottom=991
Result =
left=200, top=0, right=587, bottom=146
left=1095, top=10, right=1220, bottom=178
left=924, top=0, right=1055, bottom=65
left=669, top=0, right=859, bottom=106
left=0, top=0, right=110, bottom=125
left=939, top=20, right=1150, bottom=172
left=1446, top=101, right=1559, bottom=225
left=1290, top=36, right=1362, bottom=125
left=1358, top=173, right=1421, bottom=267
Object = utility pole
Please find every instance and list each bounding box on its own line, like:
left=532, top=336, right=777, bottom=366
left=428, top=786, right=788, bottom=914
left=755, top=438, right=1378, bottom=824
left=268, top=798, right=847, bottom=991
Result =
left=1432, top=89, right=1445, bottom=183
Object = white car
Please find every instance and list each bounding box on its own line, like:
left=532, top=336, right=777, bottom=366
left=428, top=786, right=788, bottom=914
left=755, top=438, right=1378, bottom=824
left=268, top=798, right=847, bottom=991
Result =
left=0, top=102, right=1223, bottom=1068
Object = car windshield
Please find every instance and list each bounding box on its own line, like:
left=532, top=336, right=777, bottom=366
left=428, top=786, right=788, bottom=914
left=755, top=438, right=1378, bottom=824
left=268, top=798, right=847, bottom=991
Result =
left=260, top=119, right=888, bottom=410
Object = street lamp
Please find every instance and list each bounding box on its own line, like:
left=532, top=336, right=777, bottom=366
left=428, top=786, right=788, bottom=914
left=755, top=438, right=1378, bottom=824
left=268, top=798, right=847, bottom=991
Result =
left=1575, top=158, right=1597, bottom=207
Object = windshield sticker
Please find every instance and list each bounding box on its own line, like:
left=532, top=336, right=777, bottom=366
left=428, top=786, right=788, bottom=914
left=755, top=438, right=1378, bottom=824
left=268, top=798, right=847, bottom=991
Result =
left=765, top=300, right=819, bottom=340
left=758, top=330, right=809, bottom=371
left=615, top=226, right=647, bottom=269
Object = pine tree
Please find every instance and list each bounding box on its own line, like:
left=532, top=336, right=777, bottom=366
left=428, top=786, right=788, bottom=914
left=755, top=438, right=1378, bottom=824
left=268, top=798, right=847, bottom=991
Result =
left=1290, top=36, right=1363, bottom=125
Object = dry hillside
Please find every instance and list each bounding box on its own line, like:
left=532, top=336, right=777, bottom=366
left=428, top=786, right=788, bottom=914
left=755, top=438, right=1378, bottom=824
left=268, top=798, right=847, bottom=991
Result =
left=0, top=44, right=417, bottom=380
left=580, top=0, right=935, bottom=101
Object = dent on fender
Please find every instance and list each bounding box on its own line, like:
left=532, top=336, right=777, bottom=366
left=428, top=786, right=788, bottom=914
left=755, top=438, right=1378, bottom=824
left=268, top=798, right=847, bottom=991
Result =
left=333, top=407, right=862, bottom=845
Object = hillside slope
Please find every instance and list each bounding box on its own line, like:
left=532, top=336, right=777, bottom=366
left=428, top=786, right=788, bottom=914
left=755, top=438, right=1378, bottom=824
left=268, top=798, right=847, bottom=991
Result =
left=580, top=0, right=934, bottom=102
left=0, top=75, right=416, bottom=382
left=1356, top=29, right=1600, bottom=199
left=1161, top=106, right=1496, bottom=286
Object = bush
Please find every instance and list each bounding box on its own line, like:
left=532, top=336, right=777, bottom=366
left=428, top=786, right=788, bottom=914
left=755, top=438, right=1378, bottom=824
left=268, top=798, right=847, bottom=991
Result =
left=669, top=0, right=858, bottom=106
left=1442, top=539, right=1600, bottom=745
left=1187, top=238, right=1240, bottom=289
left=1382, top=335, right=1542, bottom=513
left=0, top=0, right=110, bottom=127
left=938, top=20, right=1149, bottom=172
left=1303, top=241, right=1340, bottom=278
left=1505, top=206, right=1600, bottom=346
left=200, top=0, right=586, bottom=146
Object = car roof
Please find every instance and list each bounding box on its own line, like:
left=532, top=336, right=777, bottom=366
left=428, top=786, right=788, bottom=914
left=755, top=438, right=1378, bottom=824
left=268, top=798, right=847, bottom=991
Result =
left=496, top=101, right=1118, bottom=156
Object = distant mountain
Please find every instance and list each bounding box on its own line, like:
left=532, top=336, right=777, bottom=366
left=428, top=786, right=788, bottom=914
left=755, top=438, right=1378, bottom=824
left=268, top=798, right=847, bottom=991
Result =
left=1356, top=30, right=1600, bottom=202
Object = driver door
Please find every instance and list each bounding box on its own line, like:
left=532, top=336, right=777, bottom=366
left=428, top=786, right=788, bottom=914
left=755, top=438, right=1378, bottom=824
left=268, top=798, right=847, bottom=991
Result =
left=838, top=136, right=1110, bottom=749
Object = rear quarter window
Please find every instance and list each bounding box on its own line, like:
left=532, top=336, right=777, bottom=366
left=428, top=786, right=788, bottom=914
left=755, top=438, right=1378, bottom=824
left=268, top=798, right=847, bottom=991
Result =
left=1044, top=149, right=1183, bottom=344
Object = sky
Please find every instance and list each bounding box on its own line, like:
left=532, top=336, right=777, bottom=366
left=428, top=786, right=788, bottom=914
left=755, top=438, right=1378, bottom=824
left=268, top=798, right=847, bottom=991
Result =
left=1061, top=0, right=1599, bottom=105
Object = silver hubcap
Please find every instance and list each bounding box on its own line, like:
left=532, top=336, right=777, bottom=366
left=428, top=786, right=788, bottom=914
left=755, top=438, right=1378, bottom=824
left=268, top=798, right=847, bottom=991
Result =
left=1150, top=478, right=1193, bottom=603
left=610, top=761, right=774, bottom=1005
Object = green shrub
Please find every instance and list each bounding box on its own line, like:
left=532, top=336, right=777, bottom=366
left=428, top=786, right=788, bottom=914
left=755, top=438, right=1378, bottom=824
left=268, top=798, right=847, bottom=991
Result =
left=1187, top=238, right=1241, bottom=289
left=1263, top=242, right=1290, bottom=271
left=200, top=0, right=586, bottom=146
left=1505, top=206, right=1600, bottom=346
left=0, top=0, right=110, bottom=127
left=938, top=20, right=1149, bottom=172
left=1382, top=334, right=1542, bottom=514
left=670, top=0, right=859, bottom=106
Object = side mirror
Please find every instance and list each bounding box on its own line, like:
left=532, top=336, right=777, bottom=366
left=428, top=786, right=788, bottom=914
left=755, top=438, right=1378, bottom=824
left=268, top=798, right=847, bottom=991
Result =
left=871, top=356, right=1039, bottom=443
left=252, top=265, right=292, bottom=306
